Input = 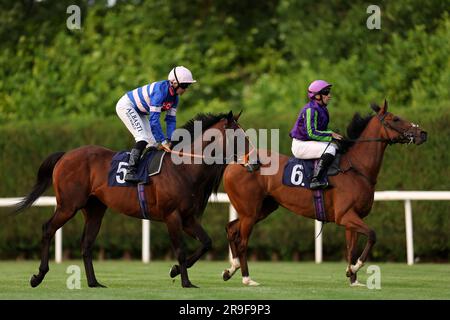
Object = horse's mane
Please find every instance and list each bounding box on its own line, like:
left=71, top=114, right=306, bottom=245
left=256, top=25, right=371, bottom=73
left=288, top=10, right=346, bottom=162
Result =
left=171, top=112, right=228, bottom=197
left=171, top=112, right=228, bottom=147
left=339, top=113, right=374, bottom=153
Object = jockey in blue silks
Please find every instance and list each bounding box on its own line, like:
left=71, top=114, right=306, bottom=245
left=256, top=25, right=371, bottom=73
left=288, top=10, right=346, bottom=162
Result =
left=289, top=80, right=343, bottom=189
left=116, top=66, right=197, bottom=183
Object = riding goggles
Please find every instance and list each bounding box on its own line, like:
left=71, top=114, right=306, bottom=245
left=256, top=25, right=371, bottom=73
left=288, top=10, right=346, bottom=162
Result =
left=178, top=83, right=191, bottom=89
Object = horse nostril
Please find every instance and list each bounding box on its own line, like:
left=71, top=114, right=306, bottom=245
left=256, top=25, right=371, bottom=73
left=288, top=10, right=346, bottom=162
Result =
left=420, top=131, right=427, bottom=141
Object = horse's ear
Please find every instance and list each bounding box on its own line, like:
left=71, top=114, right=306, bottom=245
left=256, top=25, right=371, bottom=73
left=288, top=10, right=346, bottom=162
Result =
left=227, top=110, right=233, bottom=122
left=234, top=110, right=243, bottom=121
left=370, top=103, right=380, bottom=113
left=381, top=99, right=388, bottom=113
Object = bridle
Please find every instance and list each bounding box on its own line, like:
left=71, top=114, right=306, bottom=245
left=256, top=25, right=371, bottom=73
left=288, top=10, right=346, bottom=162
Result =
left=235, top=123, right=258, bottom=170
left=345, top=113, right=417, bottom=145
left=166, top=119, right=256, bottom=166
left=377, top=113, right=418, bottom=145
left=341, top=112, right=418, bottom=185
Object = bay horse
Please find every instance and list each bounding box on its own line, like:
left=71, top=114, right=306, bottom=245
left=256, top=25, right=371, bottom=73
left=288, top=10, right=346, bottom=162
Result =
left=222, top=101, right=427, bottom=286
left=15, top=111, right=246, bottom=288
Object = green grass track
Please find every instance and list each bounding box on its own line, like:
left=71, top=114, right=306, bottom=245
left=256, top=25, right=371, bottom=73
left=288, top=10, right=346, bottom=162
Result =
left=0, top=261, right=448, bottom=300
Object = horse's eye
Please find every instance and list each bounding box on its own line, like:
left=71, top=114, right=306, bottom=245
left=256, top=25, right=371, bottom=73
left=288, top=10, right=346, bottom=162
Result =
left=393, top=116, right=400, bottom=122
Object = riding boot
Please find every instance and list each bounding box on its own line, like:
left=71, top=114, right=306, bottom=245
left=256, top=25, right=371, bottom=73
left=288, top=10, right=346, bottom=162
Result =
left=310, top=153, right=335, bottom=190
left=125, top=148, right=143, bottom=183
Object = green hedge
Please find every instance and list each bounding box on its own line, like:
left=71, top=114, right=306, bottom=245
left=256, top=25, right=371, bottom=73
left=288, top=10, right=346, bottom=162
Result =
left=0, top=108, right=448, bottom=261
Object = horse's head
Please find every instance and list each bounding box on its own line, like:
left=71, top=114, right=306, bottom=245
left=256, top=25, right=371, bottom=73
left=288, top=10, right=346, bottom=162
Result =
left=206, top=110, right=253, bottom=164
left=371, top=100, right=427, bottom=145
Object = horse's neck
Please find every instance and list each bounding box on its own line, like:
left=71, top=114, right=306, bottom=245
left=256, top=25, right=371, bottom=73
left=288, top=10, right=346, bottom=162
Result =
left=345, top=118, right=388, bottom=183
left=175, top=132, right=226, bottom=190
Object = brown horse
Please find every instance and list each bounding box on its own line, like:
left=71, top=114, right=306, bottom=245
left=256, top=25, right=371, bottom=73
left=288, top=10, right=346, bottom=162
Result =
left=222, top=101, right=427, bottom=286
left=15, top=111, right=246, bottom=288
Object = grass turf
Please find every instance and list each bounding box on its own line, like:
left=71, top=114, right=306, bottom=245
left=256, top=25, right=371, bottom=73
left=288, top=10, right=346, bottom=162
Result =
left=0, top=261, right=448, bottom=300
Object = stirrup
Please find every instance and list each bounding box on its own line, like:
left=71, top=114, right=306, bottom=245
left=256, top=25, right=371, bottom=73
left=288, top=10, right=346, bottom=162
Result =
left=310, top=178, right=327, bottom=190
left=124, top=170, right=140, bottom=183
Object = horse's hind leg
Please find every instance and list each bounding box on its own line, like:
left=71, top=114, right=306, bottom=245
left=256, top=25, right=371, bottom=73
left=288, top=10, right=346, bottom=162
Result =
left=30, top=206, right=77, bottom=288
left=222, top=219, right=241, bottom=281
left=169, top=216, right=212, bottom=278
left=81, top=197, right=107, bottom=288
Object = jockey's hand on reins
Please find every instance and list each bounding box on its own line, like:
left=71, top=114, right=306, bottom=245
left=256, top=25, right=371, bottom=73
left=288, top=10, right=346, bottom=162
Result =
left=158, top=140, right=172, bottom=152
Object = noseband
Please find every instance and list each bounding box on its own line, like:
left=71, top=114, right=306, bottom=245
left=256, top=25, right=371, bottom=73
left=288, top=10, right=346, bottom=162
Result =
left=378, top=113, right=417, bottom=145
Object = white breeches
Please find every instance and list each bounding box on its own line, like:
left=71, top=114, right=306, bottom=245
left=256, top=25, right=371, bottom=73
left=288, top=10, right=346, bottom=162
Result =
left=116, top=95, right=157, bottom=146
left=291, top=138, right=337, bottom=159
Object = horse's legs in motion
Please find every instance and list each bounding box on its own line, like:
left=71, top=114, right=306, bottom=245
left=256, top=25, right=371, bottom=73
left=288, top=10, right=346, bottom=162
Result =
left=169, top=216, right=212, bottom=278
left=345, top=229, right=361, bottom=285
left=235, top=216, right=259, bottom=285
left=30, top=205, right=77, bottom=287
left=81, top=197, right=107, bottom=288
left=222, top=194, right=278, bottom=286
left=223, top=196, right=278, bottom=286
left=340, top=211, right=376, bottom=285
left=165, top=211, right=197, bottom=288
left=222, top=219, right=241, bottom=281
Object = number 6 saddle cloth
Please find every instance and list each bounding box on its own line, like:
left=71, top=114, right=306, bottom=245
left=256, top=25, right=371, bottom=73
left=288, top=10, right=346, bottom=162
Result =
left=282, top=155, right=342, bottom=222
left=282, top=154, right=341, bottom=189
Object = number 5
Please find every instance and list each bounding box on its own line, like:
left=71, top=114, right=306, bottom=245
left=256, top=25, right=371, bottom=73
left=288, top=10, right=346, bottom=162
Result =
left=116, top=161, right=128, bottom=184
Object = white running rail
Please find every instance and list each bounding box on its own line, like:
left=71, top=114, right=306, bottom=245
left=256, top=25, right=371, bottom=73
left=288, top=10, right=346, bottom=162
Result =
left=1, top=191, right=449, bottom=265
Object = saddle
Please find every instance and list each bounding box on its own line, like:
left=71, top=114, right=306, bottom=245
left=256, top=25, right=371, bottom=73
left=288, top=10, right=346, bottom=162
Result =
left=282, top=154, right=342, bottom=223
left=108, top=148, right=166, bottom=187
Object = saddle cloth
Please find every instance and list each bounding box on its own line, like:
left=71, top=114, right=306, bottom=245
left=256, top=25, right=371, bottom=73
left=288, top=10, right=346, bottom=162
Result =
left=282, top=154, right=341, bottom=189
left=108, top=148, right=166, bottom=187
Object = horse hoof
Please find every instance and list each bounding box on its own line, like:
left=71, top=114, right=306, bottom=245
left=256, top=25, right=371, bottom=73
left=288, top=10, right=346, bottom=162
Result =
left=30, top=275, right=42, bottom=288
left=242, top=278, right=260, bottom=286
left=222, top=270, right=232, bottom=281
left=350, top=280, right=365, bottom=287
left=89, top=282, right=107, bottom=288
left=183, top=282, right=199, bottom=288
left=169, top=265, right=180, bottom=278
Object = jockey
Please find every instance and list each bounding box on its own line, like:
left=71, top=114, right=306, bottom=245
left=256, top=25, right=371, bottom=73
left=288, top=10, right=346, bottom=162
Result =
left=116, top=66, right=196, bottom=183
left=289, top=80, right=343, bottom=189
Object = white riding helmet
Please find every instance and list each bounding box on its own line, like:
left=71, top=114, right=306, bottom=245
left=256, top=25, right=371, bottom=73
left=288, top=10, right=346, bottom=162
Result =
left=168, top=66, right=197, bottom=84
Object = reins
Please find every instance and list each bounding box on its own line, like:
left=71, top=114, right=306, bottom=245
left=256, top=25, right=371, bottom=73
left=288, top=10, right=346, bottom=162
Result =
left=339, top=113, right=414, bottom=185
left=165, top=121, right=256, bottom=166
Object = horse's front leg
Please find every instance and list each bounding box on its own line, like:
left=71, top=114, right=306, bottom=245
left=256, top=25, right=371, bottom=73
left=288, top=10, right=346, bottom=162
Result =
left=340, top=211, right=376, bottom=286
left=222, top=219, right=241, bottom=281
left=165, top=210, right=198, bottom=288
left=169, top=216, right=212, bottom=279
left=345, top=229, right=363, bottom=286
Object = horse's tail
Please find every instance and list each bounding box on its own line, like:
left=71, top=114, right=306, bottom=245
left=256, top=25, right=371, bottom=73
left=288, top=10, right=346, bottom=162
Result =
left=13, top=151, right=65, bottom=214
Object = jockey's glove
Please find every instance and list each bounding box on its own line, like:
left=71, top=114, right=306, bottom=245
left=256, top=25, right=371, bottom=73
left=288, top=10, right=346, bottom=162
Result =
left=158, top=140, right=172, bottom=152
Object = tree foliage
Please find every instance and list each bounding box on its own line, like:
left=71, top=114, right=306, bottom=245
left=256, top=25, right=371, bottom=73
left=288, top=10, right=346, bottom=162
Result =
left=0, top=0, right=448, bottom=260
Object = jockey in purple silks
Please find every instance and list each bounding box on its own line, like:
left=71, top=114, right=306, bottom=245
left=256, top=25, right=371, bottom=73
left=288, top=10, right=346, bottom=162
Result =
left=116, top=66, right=197, bottom=183
left=289, top=80, right=343, bottom=189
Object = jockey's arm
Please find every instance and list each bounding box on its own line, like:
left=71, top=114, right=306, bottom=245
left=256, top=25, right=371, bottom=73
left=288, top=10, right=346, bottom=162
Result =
left=306, top=108, right=333, bottom=142
left=149, top=107, right=166, bottom=143
left=165, top=108, right=177, bottom=141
